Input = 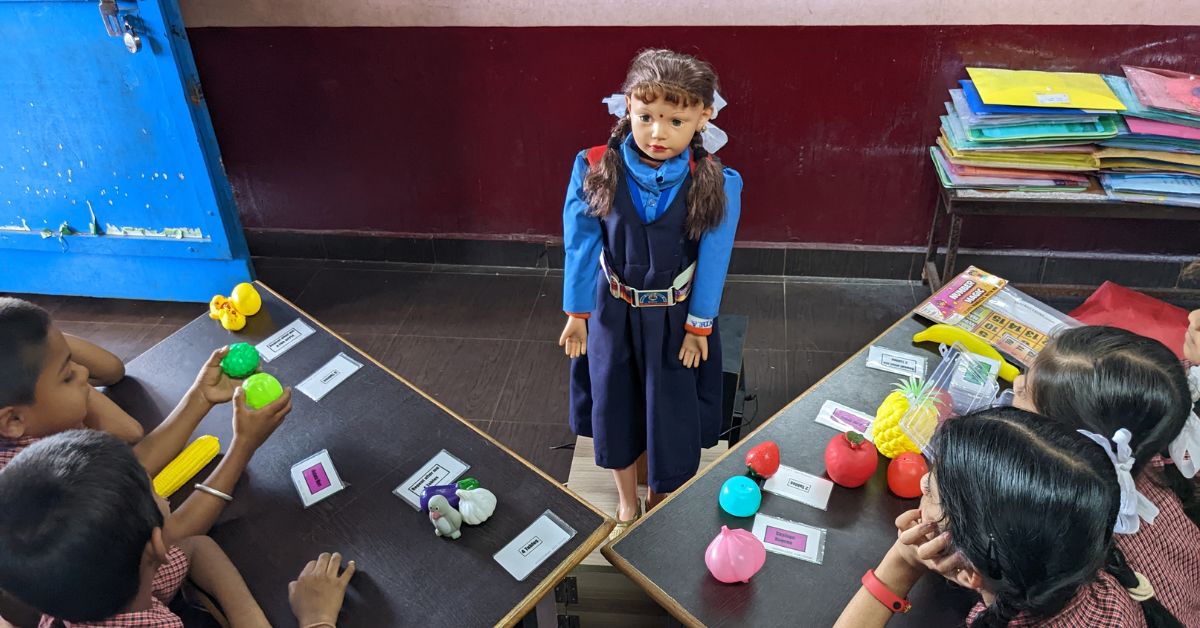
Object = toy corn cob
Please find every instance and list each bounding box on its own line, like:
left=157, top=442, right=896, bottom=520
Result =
left=153, top=435, right=220, bottom=498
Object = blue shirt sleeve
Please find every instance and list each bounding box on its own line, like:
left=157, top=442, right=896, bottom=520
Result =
left=563, top=151, right=602, bottom=314
left=687, top=167, right=743, bottom=323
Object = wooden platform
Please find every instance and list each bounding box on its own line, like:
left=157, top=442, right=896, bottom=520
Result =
left=566, top=437, right=729, bottom=567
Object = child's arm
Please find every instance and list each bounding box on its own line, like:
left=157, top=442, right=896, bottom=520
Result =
left=176, top=536, right=269, bottom=628
left=289, top=553, right=357, bottom=628
left=833, top=543, right=926, bottom=628
left=83, top=389, right=145, bottom=443
left=134, top=346, right=238, bottom=476
left=164, top=386, right=292, bottom=542
left=64, top=333, right=126, bottom=386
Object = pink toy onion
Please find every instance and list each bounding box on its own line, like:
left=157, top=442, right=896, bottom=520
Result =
left=704, top=525, right=767, bottom=583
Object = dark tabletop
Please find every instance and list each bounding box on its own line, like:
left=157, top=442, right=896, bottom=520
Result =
left=604, top=314, right=980, bottom=627
left=107, top=283, right=611, bottom=627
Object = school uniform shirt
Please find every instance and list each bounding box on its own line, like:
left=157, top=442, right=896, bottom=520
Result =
left=39, top=546, right=189, bottom=628
left=965, top=571, right=1146, bottom=627
left=0, top=435, right=40, bottom=470
left=1116, top=457, right=1200, bottom=626
left=562, top=134, right=742, bottom=333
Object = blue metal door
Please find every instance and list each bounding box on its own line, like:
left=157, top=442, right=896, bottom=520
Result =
left=0, top=0, right=251, bottom=301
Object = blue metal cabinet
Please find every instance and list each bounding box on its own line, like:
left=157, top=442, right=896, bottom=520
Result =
left=0, top=0, right=252, bottom=301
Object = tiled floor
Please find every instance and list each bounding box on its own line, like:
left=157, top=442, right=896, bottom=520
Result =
left=8, top=258, right=1196, bottom=485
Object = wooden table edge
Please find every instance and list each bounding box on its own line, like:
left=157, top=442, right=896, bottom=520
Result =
left=602, top=312, right=921, bottom=622
left=245, top=282, right=616, bottom=625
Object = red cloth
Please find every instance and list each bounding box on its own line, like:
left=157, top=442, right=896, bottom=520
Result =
left=1068, top=281, right=1189, bottom=359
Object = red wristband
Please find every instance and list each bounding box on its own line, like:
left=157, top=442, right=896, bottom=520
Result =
left=862, top=569, right=911, bottom=613
left=684, top=323, right=712, bottom=336
left=565, top=312, right=590, bottom=320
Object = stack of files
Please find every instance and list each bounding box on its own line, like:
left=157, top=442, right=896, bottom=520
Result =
left=1101, top=173, right=1200, bottom=208
left=930, top=67, right=1125, bottom=193
left=1104, top=73, right=1200, bottom=129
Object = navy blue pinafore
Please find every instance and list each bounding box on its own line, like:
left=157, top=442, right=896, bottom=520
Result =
left=568, top=166, right=723, bottom=494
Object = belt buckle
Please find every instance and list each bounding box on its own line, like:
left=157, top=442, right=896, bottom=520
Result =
left=633, top=288, right=673, bottom=307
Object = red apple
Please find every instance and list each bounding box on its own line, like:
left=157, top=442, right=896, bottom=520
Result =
left=824, top=432, right=878, bottom=488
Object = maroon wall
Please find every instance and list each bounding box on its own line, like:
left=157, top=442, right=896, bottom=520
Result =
left=188, top=26, right=1200, bottom=253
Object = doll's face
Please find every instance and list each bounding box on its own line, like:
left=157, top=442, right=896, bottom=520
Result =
left=626, top=95, right=712, bottom=162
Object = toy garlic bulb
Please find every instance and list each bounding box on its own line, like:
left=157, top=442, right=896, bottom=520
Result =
left=456, top=487, right=497, bottom=525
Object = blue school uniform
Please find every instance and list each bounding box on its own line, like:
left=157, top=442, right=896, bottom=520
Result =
left=562, top=135, right=742, bottom=493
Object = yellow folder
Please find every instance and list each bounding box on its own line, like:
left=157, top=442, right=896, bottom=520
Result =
left=966, top=68, right=1126, bottom=111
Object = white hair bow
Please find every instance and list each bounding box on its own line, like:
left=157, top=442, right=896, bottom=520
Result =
left=1078, top=428, right=1160, bottom=534
left=1169, top=364, right=1200, bottom=478
left=602, top=90, right=729, bottom=154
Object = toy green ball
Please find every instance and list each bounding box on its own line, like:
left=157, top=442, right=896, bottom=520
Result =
left=220, top=342, right=260, bottom=379
left=243, top=373, right=283, bottom=410
left=456, top=477, right=481, bottom=491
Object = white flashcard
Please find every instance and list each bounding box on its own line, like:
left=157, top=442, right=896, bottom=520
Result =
left=752, top=513, right=827, bottom=564
left=866, top=346, right=927, bottom=378
left=762, top=464, right=834, bottom=511
left=392, top=449, right=470, bottom=509
left=296, top=352, right=363, bottom=402
left=289, top=449, right=347, bottom=508
left=815, top=400, right=876, bottom=441
left=256, top=318, right=315, bottom=362
left=493, top=510, right=576, bottom=581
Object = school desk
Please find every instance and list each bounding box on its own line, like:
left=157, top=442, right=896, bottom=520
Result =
left=108, top=282, right=612, bottom=627
left=602, top=313, right=982, bottom=627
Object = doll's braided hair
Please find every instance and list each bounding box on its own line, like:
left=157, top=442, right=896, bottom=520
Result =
left=583, top=49, right=726, bottom=240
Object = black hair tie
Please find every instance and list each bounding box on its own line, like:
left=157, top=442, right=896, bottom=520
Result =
left=693, top=145, right=709, bottom=160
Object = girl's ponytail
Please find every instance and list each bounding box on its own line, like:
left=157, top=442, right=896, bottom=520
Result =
left=1104, top=547, right=1184, bottom=628
left=684, top=131, right=726, bottom=240
left=582, top=116, right=631, bottom=219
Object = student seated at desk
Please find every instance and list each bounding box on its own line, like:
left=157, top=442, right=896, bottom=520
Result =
left=0, top=296, right=293, bottom=541
left=0, top=430, right=356, bottom=628
left=834, top=408, right=1182, bottom=628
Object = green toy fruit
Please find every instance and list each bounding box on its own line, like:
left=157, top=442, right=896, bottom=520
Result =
left=220, top=342, right=260, bottom=379
left=243, top=373, right=283, bottom=410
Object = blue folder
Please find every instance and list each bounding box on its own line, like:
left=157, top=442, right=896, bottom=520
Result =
left=959, top=80, right=1095, bottom=116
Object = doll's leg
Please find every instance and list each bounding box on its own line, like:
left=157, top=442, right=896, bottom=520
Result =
left=611, top=463, right=641, bottom=522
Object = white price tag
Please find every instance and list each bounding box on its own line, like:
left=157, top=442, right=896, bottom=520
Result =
left=762, top=464, right=833, bottom=511
left=256, top=319, right=315, bottom=362
left=392, top=450, right=470, bottom=509
left=296, top=352, right=363, bottom=402
left=289, top=449, right=347, bottom=508
left=866, top=346, right=926, bottom=378
left=493, top=510, right=576, bottom=581
left=752, top=513, right=827, bottom=564
left=815, top=400, right=875, bottom=441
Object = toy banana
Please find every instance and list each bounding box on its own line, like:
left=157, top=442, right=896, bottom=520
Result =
left=912, top=324, right=1019, bottom=382
left=153, top=435, right=220, bottom=498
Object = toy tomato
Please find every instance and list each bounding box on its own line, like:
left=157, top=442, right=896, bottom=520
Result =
left=887, top=452, right=928, bottom=499
left=745, top=441, right=780, bottom=479
left=823, top=432, right=877, bottom=488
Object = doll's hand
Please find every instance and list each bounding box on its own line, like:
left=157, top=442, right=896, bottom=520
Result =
left=190, top=346, right=240, bottom=406
left=559, top=317, right=588, bottom=359
left=678, top=333, right=708, bottom=368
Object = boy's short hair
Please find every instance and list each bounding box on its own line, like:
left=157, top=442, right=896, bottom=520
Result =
left=0, top=430, right=163, bottom=621
left=0, top=298, right=51, bottom=407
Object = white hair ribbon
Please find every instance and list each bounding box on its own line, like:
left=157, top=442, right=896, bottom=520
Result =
left=1078, top=428, right=1160, bottom=534
left=1169, top=411, right=1199, bottom=479
left=601, top=90, right=730, bottom=154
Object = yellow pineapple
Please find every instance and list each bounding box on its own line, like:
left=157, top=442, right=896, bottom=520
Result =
left=873, top=377, right=927, bottom=459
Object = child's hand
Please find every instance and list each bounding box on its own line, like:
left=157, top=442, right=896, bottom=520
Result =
left=289, top=552, right=356, bottom=627
left=895, top=508, right=965, bottom=581
left=559, top=317, right=588, bottom=358
left=1185, top=310, right=1200, bottom=363
left=678, top=333, right=708, bottom=368
left=230, top=386, right=292, bottom=452
left=191, top=346, right=241, bottom=406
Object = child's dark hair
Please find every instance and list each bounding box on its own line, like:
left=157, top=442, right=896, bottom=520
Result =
left=1030, top=326, right=1199, bottom=525
left=932, top=407, right=1181, bottom=627
left=0, top=430, right=163, bottom=621
left=0, top=297, right=51, bottom=407
left=583, top=48, right=726, bottom=240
